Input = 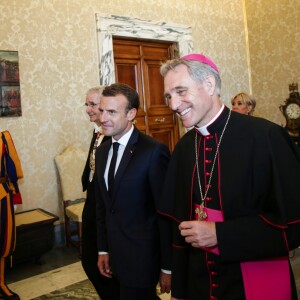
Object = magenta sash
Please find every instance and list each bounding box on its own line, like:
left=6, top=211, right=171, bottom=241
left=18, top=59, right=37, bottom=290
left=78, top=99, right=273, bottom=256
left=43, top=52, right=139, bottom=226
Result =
left=241, top=258, right=290, bottom=300
left=193, top=204, right=291, bottom=300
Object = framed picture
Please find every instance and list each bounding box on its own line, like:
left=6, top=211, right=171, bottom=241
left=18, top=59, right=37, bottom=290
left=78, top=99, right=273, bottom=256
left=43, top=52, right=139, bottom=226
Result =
left=0, top=50, right=21, bottom=117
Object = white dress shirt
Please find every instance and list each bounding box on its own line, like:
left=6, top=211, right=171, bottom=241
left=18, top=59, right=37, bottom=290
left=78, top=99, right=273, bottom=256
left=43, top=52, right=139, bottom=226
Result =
left=104, top=125, right=134, bottom=189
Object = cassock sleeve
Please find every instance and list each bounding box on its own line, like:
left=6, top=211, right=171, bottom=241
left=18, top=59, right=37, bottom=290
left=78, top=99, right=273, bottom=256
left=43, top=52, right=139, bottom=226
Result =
left=217, top=124, right=300, bottom=262
left=158, top=138, right=193, bottom=298
left=216, top=217, right=300, bottom=262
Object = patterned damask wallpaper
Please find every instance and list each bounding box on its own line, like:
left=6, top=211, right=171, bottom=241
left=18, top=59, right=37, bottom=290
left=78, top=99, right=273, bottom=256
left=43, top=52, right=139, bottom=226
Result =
left=246, top=0, right=300, bottom=123
left=0, top=0, right=296, bottom=220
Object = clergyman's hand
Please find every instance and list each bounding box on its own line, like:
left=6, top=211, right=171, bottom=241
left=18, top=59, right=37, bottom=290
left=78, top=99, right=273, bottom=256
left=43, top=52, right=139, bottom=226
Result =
left=179, top=220, right=217, bottom=248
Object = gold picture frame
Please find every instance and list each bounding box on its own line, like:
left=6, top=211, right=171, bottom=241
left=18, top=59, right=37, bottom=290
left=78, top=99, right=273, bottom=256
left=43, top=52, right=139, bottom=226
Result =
left=0, top=50, right=21, bottom=117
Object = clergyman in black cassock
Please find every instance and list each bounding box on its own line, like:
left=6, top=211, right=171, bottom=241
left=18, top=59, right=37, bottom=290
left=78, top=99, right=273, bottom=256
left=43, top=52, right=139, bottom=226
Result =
left=159, top=54, right=300, bottom=300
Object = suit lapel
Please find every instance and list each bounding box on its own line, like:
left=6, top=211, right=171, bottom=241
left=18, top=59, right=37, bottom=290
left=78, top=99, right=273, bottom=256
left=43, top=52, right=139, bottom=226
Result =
left=82, top=130, right=97, bottom=190
left=97, top=138, right=111, bottom=199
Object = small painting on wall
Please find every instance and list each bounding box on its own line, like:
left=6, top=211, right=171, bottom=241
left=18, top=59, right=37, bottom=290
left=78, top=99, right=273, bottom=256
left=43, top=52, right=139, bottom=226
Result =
left=0, top=50, right=21, bottom=117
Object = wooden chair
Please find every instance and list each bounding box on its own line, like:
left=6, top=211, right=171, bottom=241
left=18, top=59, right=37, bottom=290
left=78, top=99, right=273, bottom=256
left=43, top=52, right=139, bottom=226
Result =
left=54, top=145, right=87, bottom=256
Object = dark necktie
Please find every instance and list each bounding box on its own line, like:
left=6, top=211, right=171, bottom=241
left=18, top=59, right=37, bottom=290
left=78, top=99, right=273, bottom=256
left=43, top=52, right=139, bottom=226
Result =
left=108, top=142, right=119, bottom=195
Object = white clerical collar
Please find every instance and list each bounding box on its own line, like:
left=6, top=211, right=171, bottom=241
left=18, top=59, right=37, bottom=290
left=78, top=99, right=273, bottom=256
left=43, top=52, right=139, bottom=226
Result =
left=94, top=123, right=102, bottom=134
left=112, top=124, right=134, bottom=148
left=196, top=105, right=225, bottom=136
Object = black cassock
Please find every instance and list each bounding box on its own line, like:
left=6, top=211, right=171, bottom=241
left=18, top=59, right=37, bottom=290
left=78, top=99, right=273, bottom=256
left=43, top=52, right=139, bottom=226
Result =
left=159, top=106, right=300, bottom=300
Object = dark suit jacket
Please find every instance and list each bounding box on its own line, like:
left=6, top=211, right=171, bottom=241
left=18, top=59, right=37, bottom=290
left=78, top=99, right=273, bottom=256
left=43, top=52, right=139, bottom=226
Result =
left=82, top=131, right=110, bottom=191
left=82, top=130, right=97, bottom=192
left=94, top=126, right=170, bottom=288
left=82, top=131, right=109, bottom=227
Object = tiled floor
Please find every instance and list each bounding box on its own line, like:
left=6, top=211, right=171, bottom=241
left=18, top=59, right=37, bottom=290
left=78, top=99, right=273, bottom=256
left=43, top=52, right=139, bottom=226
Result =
left=8, top=262, right=88, bottom=299
left=5, top=246, right=171, bottom=300
left=6, top=246, right=80, bottom=284
left=5, top=247, right=83, bottom=299
left=5, top=246, right=300, bottom=299
left=291, top=248, right=300, bottom=298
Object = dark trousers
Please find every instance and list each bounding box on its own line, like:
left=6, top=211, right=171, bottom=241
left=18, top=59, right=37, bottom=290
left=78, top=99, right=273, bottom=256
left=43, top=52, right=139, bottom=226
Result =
left=119, top=286, right=160, bottom=300
left=109, top=277, right=160, bottom=300
left=111, top=273, right=161, bottom=300
left=81, top=197, right=113, bottom=300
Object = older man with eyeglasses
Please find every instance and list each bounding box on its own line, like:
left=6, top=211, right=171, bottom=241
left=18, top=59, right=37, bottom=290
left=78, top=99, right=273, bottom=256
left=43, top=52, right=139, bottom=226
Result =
left=81, top=86, right=112, bottom=300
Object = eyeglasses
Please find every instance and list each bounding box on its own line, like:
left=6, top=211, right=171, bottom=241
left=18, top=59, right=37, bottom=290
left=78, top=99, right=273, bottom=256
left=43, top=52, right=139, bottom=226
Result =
left=84, top=102, right=99, bottom=108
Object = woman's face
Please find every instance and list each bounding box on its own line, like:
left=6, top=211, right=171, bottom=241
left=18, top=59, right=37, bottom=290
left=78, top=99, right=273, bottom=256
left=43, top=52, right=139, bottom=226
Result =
left=231, top=96, right=251, bottom=115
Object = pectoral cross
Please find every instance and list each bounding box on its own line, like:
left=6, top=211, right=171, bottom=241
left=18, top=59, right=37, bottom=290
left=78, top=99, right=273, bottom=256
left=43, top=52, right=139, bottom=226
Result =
left=195, top=203, right=207, bottom=221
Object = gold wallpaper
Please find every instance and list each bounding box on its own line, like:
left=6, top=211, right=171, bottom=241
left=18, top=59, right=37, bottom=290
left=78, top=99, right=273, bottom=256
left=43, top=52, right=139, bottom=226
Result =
left=0, top=0, right=296, bottom=221
left=246, top=0, right=300, bottom=123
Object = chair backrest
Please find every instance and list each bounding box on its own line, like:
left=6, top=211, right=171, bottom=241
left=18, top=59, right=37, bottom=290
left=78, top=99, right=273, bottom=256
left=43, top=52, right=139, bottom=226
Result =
left=54, top=145, right=87, bottom=202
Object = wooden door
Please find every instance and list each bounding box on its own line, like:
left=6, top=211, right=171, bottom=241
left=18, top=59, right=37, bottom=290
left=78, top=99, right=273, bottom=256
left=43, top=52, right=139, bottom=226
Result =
left=113, top=38, right=179, bottom=152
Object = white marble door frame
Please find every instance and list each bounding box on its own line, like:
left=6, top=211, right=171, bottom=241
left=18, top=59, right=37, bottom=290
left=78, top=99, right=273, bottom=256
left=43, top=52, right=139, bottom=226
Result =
left=95, top=14, right=193, bottom=85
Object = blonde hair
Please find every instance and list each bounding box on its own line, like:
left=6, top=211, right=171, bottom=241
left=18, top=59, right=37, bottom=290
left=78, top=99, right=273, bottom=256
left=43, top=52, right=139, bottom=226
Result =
left=231, top=92, right=256, bottom=115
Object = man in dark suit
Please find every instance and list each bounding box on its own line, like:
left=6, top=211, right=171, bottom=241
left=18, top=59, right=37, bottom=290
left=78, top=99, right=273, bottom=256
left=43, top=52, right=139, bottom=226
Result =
left=81, top=86, right=112, bottom=300
left=94, top=83, right=171, bottom=300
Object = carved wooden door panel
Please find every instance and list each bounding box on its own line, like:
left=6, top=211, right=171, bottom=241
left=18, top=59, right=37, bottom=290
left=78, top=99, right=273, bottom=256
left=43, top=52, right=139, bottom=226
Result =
left=113, top=38, right=179, bottom=152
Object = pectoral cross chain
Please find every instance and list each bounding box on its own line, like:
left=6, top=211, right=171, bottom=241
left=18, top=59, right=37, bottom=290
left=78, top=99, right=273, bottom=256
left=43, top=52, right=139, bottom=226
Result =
left=195, top=203, right=207, bottom=221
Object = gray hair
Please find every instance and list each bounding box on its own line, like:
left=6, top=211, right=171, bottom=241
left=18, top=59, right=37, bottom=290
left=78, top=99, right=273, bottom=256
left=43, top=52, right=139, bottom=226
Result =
left=160, top=58, right=221, bottom=96
left=86, top=85, right=106, bottom=98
